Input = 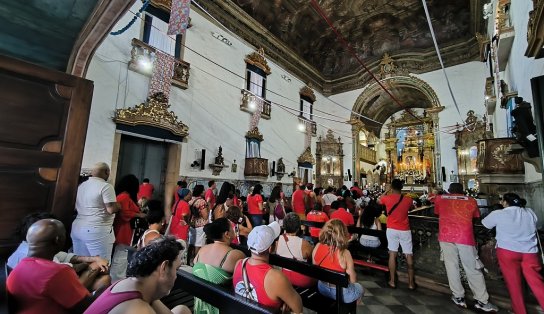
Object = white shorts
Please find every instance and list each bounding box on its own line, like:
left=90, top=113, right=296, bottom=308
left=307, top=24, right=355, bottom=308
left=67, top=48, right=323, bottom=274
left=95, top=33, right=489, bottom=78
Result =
left=189, top=226, right=206, bottom=247
left=386, top=229, right=413, bottom=255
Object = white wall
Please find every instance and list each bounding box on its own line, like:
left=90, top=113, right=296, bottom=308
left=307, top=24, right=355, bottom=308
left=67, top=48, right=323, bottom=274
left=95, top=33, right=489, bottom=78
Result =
left=82, top=3, right=350, bottom=187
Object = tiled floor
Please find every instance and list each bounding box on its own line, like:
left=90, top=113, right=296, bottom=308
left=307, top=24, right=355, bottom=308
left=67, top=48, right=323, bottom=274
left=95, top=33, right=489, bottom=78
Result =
left=356, top=275, right=477, bottom=313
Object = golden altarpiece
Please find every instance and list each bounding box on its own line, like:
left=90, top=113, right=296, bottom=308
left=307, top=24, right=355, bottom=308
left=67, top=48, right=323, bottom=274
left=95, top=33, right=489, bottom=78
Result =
left=315, top=130, right=344, bottom=188
left=384, top=110, right=437, bottom=186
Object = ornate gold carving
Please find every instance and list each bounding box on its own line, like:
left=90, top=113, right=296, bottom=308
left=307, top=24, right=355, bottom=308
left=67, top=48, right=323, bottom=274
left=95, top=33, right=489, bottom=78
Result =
left=113, top=92, right=189, bottom=137
left=245, top=127, right=264, bottom=141
left=475, top=33, right=490, bottom=62
left=477, top=138, right=524, bottom=174
left=244, top=48, right=271, bottom=75
left=299, top=85, right=316, bottom=102
left=297, top=146, right=315, bottom=165
left=525, top=0, right=544, bottom=58
left=150, top=0, right=171, bottom=11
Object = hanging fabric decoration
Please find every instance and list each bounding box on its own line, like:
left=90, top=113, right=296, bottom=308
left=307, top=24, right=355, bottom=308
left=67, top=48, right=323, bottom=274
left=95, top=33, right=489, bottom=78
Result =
left=168, top=0, right=191, bottom=35
left=149, top=50, right=175, bottom=98
left=249, top=97, right=264, bottom=130
left=304, top=123, right=312, bottom=149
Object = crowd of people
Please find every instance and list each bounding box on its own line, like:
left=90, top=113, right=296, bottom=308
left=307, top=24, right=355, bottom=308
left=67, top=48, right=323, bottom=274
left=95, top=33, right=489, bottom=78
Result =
left=5, top=161, right=544, bottom=314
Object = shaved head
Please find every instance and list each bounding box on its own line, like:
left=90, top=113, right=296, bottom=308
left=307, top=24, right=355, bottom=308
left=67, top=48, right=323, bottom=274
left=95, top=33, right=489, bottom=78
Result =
left=26, top=219, right=66, bottom=258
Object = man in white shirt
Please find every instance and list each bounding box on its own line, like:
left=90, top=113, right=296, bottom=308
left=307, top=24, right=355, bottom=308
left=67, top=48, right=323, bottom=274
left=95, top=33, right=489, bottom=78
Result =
left=71, top=162, right=119, bottom=263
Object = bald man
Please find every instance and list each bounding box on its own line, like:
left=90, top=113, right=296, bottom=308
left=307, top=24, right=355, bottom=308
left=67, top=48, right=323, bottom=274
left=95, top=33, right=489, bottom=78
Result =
left=72, top=162, right=119, bottom=262
left=7, top=219, right=96, bottom=314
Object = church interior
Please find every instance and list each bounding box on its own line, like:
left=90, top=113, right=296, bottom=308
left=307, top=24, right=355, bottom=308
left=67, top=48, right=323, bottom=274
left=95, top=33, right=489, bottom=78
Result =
left=1, top=0, right=544, bottom=313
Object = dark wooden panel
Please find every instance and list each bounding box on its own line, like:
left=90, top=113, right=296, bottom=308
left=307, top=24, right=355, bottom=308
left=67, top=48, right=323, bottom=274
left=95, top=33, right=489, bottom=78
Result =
left=0, top=71, right=68, bottom=149
left=0, top=55, right=93, bottom=259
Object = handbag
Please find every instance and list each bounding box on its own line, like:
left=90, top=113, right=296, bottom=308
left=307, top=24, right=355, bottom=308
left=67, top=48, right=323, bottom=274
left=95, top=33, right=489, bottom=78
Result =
left=235, top=258, right=257, bottom=301
left=385, top=195, right=404, bottom=216
left=274, top=202, right=285, bottom=220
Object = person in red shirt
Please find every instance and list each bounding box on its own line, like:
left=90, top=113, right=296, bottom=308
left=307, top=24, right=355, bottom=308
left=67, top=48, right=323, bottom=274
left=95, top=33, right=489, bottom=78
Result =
left=7, top=219, right=99, bottom=314
left=378, top=179, right=415, bottom=290
left=172, top=180, right=187, bottom=207
left=112, top=174, right=146, bottom=282
left=292, top=184, right=307, bottom=220
left=247, top=184, right=264, bottom=227
left=205, top=180, right=217, bottom=210
left=169, top=188, right=192, bottom=241
left=350, top=182, right=364, bottom=198
left=330, top=204, right=355, bottom=227
left=434, top=183, right=498, bottom=311
left=306, top=204, right=329, bottom=239
left=233, top=222, right=302, bottom=312
left=137, top=178, right=154, bottom=200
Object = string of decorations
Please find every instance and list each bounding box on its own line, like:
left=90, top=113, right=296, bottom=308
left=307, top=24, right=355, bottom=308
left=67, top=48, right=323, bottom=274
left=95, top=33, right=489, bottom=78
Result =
left=110, top=0, right=150, bottom=35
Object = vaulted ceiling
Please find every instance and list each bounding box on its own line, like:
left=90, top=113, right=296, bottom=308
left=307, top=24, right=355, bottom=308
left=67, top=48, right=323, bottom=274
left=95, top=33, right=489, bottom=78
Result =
left=0, top=0, right=136, bottom=76
left=195, top=0, right=484, bottom=95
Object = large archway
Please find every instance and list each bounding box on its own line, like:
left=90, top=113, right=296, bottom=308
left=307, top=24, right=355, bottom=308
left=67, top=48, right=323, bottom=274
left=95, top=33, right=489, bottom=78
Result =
left=350, top=55, right=444, bottom=187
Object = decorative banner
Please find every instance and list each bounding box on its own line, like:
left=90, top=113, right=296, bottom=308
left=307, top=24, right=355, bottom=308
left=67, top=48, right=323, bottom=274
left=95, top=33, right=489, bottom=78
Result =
left=168, top=0, right=191, bottom=35
left=249, top=97, right=264, bottom=130
left=304, top=122, right=312, bottom=149
left=149, top=50, right=175, bottom=98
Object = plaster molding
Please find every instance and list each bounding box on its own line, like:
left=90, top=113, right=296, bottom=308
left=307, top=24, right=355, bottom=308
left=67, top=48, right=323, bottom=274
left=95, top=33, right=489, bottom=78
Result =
left=68, top=0, right=137, bottom=77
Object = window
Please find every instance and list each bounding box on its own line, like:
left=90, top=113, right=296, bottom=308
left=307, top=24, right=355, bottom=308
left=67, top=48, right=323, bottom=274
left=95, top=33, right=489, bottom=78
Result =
left=143, top=13, right=181, bottom=58
left=300, top=98, right=313, bottom=120
left=246, top=139, right=261, bottom=158
left=246, top=65, right=266, bottom=97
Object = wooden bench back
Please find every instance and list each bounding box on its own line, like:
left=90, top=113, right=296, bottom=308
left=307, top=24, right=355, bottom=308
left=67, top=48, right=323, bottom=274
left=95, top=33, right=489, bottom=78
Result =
left=174, top=270, right=279, bottom=314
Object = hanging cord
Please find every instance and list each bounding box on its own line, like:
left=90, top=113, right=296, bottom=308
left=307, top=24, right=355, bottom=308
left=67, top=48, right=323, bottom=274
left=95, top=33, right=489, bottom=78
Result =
left=420, top=0, right=464, bottom=121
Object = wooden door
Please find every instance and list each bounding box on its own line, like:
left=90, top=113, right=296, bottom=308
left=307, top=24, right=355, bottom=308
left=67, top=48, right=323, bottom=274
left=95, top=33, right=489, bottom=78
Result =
left=0, top=55, right=93, bottom=258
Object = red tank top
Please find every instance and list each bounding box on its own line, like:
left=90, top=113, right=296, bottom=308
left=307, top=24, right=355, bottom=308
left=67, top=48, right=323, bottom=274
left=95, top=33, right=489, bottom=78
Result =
left=313, top=244, right=345, bottom=273
left=83, top=280, right=142, bottom=314
left=233, top=259, right=282, bottom=309
left=292, top=190, right=305, bottom=214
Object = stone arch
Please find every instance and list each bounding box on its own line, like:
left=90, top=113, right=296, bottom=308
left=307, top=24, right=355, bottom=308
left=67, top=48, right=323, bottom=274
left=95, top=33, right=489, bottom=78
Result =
left=350, top=70, right=444, bottom=187
left=351, top=75, right=441, bottom=136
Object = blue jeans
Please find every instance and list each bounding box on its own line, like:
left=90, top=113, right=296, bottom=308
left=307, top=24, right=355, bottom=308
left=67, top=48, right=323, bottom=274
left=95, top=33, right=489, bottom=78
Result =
left=317, top=280, right=364, bottom=303
left=249, top=214, right=263, bottom=227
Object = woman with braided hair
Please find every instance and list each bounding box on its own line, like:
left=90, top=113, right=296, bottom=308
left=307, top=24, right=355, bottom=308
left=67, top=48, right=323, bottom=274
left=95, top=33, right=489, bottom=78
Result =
left=311, top=219, right=363, bottom=303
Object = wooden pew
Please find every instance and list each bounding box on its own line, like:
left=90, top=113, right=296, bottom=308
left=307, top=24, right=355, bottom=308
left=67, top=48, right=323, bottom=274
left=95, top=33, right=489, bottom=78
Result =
left=300, top=220, right=389, bottom=273
left=163, top=269, right=279, bottom=314
left=233, top=244, right=357, bottom=314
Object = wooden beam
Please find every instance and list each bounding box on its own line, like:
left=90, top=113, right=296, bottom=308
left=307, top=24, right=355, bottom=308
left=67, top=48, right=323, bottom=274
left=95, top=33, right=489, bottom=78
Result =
left=67, top=0, right=137, bottom=77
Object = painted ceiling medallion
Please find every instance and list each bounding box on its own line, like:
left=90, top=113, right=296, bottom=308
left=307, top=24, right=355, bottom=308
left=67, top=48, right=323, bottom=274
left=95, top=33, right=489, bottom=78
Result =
left=244, top=48, right=271, bottom=75
left=299, top=85, right=316, bottom=102
left=113, top=92, right=189, bottom=137
left=297, top=146, right=315, bottom=165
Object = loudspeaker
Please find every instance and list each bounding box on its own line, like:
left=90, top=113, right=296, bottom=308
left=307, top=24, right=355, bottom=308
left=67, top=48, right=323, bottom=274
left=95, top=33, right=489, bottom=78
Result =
left=442, top=166, right=446, bottom=182
left=531, top=76, right=544, bottom=161
left=201, top=149, right=206, bottom=170
left=271, top=161, right=275, bottom=176
left=347, top=169, right=352, bottom=181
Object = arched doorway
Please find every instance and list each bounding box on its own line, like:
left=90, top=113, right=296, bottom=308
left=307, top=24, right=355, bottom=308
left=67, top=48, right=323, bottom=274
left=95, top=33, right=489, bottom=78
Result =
left=350, top=54, right=444, bottom=187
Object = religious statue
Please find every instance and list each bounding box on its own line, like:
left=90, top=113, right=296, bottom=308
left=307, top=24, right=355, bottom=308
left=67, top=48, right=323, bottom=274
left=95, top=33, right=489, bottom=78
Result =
left=512, top=97, right=539, bottom=157
left=277, top=158, right=286, bottom=173
left=215, top=146, right=225, bottom=165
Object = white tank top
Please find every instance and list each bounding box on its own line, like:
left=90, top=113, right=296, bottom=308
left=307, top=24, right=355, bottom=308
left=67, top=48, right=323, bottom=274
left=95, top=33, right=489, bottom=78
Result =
left=276, top=234, right=305, bottom=261
left=137, top=229, right=160, bottom=250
